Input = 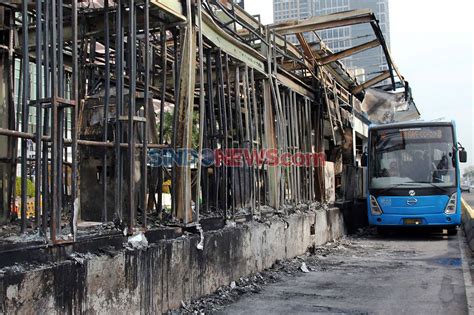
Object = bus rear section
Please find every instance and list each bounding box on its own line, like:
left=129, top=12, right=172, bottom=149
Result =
left=365, top=122, right=466, bottom=232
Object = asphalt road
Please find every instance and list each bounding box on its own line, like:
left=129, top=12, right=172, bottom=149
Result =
left=219, top=222, right=473, bottom=314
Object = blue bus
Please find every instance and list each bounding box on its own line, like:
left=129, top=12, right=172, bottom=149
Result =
left=362, top=121, right=467, bottom=235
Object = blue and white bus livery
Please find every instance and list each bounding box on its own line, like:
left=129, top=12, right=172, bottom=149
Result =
left=362, top=121, right=467, bottom=235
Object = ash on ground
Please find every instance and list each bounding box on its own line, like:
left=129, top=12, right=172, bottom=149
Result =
left=168, top=233, right=372, bottom=315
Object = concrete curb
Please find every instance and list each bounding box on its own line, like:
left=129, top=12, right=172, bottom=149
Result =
left=463, top=198, right=474, bottom=217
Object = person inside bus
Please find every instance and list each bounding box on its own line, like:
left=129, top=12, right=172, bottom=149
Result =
left=388, top=160, right=400, bottom=177
left=410, top=151, right=430, bottom=182
left=432, top=153, right=449, bottom=183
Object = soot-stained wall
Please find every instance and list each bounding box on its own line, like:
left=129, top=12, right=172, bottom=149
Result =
left=0, top=208, right=344, bottom=313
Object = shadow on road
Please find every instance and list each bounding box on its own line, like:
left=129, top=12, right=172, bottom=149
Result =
left=372, top=227, right=453, bottom=242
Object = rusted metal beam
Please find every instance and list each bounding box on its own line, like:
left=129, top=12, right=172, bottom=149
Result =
left=271, top=9, right=374, bottom=36
left=351, top=70, right=391, bottom=94
left=317, top=39, right=380, bottom=65
left=263, top=28, right=280, bottom=210
left=201, top=10, right=266, bottom=74
left=262, top=80, right=279, bottom=209
left=0, top=127, right=167, bottom=148
left=296, top=33, right=316, bottom=66
left=275, top=72, right=315, bottom=99
left=21, top=0, right=186, bottom=48
left=150, top=0, right=186, bottom=21
left=293, top=33, right=352, bottom=91
left=194, top=0, right=205, bottom=223
left=370, top=21, right=405, bottom=89
left=174, top=0, right=196, bottom=224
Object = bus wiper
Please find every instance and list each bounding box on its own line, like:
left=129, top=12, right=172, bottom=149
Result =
left=377, top=182, right=417, bottom=195
left=409, top=181, right=446, bottom=193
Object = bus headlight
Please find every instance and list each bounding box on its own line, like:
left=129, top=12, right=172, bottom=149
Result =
left=445, top=193, right=457, bottom=214
left=370, top=195, right=383, bottom=215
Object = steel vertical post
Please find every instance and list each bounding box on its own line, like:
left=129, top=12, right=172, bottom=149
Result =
left=50, top=0, right=58, bottom=241
left=102, top=0, right=110, bottom=223
left=142, top=0, right=150, bottom=228
left=35, top=0, right=43, bottom=228
left=195, top=0, right=205, bottom=223
left=20, top=0, right=30, bottom=233
left=128, top=0, right=137, bottom=231
left=115, top=0, right=123, bottom=221
left=157, top=24, right=167, bottom=215
left=56, top=0, right=64, bottom=234
left=42, top=0, right=51, bottom=238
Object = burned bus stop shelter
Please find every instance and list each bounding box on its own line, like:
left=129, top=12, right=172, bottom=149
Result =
left=0, top=1, right=413, bottom=246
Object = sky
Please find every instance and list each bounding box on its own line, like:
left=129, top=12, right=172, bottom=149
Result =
left=245, top=0, right=474, bottom=172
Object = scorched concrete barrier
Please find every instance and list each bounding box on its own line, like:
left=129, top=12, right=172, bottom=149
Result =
left=0, top=207, right=344, bottom=313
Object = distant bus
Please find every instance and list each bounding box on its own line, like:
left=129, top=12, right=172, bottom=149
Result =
left=362, top=121, right=467, bottom=235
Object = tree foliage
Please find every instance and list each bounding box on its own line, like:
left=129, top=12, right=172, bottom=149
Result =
left=160, top=110, right=200, bottom=149
left=463, top=165, right=474, bottom=178
left=15, top=177, right=35, bottom=198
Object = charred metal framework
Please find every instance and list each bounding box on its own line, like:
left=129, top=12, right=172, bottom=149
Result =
left=0, top=1, right=405, bottom=246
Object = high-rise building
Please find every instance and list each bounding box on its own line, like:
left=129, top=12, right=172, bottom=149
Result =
left=235, top=0, right=245, bottom=9
left=273, top=0, right=390, bottom=82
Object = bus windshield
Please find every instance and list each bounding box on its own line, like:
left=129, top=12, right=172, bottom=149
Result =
left=369, top=125, right=457, bottom=189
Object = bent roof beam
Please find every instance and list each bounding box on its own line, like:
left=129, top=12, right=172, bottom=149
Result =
left=352, top=70, right=390, bottom=94
left=270, top=9, right=374, bottom=36
left=370, top=20, right=405, bottom=88
left=317, top=39, right=380, bottom=66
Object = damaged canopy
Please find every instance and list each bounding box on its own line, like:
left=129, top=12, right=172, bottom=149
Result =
left=361, top=88, right=420, bottom=124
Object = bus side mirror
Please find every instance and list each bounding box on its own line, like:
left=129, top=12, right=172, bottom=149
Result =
left=459, top=150, right=467, bottom=163
left=361, top=153, right=368, bottom=167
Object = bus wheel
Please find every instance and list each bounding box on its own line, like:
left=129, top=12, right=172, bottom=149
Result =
left=447, top=228, right=458, bottom=236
